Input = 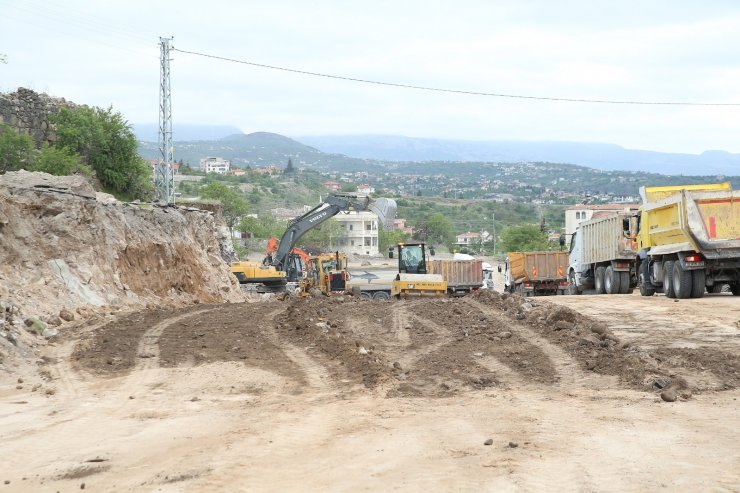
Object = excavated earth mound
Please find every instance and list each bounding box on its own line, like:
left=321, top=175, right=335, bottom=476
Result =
left=0, top=171, right=243, bottom=378
left=72, top=292, right=740, bottom=398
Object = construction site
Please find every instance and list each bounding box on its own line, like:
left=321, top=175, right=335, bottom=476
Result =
left=0, top=170, right=738, bottom=492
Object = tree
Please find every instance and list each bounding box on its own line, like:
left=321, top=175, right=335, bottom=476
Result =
left=237, top=215, right=283, bottom=240
left=29, top=144, right=90, bottom=176
left=200, top=182, right=248, bottom=237
left=379, top=228, right=410, bottom=256
left=0, top=124, right=34, bottom=173
left=285, top=158, right=295, bottom=173
left=340, top=182, right=356, bottom=193
left=52, top=106, right=153, bottom=200
left=425, top=212, right=454, bottom=245
left=301, top=218, right=343, bottom=250
left=500, top=224, right=549, bottom=252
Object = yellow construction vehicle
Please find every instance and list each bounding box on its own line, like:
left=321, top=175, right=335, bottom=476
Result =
left=636, top=182, right=740, bottom=298
left=301, top=251, right=350, bottom=296
left=231, top=194, right=396, bottom=293
left=390, top=242, right=447, bottom=298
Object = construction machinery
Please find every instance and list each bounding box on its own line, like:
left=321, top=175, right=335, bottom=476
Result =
left=503, top=251, right=569, bottom=296
left=636, top=182, right=740, bottom=298
left=231, top=194, right=396, bottom=292
left=567, top=211, right=639, bottom=295
left=301, top=251, right=350, bottom=296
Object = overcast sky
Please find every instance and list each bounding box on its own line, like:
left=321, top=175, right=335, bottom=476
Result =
left=3, top=0, right=740, bottom=154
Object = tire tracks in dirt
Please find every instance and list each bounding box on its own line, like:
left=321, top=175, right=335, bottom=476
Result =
left=465, top=298, right=601, bottom=390
left=266, top=305, right=338, bottom=396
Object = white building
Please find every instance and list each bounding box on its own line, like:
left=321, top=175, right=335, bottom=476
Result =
left=335, top=211, right=379, bottom=255
left=199, top=157, right=231, bottom=174
left=565, top=203, right=640, bottom=237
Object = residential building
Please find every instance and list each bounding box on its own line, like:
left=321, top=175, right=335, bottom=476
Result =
left=565, top=203, right=640, bottom=237
left=199, top=157, right=230, bottom=174
left=357, top=184, right=375, bottom=195
left=455, top=231, right=481, bottom=249
left=335, top=211, right=379, bottom=255
left=324, top=180, right=341, bottom=192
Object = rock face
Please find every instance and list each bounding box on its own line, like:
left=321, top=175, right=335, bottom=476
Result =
left=0, top=171, right=244, bottom=321
left=0, top=88, right=75, bottom=147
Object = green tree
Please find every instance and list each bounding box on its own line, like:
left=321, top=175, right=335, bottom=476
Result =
left=424, top=212, right=454, bottom=245
left=52, top=106, right=153, bottom=200
left=500, top=224, right=549, bottom=252
left=285, top=158, right=295, bottom=173
left=237, top=215, right=284, bottom=240
left=0, top=124, right=34, bottom=173
left=200, top=182, right=249, bottom=237
left=301, top=218, right=343, bottom=250
left=379, top=228, right=410, bottom=257
left=29, top=144, right=91, bottom=176
left=340, top=182, right=356, bottom=193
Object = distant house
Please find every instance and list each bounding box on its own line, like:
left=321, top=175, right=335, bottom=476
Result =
left=227, top=168, right=246, bottom=176
left=393, top=218, right=413, bottom=235
left=357, top=184, right=375, bottom=195
left=254, top=165, right=281, bottom=175
left=565, top=203, right=640, bottom=237
left=324, top=180, right=341, bottom=192
left=199, top=157, right=230, bottom=174
left=455, top=231, right=481, bottom=249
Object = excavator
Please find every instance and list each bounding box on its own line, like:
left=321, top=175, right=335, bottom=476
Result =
left=231, top=193, right=396, bottom=293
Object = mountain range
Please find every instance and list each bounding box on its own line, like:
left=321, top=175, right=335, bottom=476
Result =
left=133, top=125, right=739, bottom=177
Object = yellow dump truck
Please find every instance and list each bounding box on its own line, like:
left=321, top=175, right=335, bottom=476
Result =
left=637, top=182, right=740, bottom=298
left=503, top=251, right=569, bottom=296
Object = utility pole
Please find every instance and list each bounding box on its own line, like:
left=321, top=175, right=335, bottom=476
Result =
left=155, top=36, right=175, bottom=204
left=492, top=213, right=496, bottom=256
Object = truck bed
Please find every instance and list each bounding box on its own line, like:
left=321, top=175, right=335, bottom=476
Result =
left=509, top=252, right=568, bottom=282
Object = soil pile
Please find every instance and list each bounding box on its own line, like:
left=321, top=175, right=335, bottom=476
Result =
left=1, top=171, right=243, bottom=374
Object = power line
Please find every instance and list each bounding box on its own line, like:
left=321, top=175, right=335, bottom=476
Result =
left=172, top=47, right=740, bottom=107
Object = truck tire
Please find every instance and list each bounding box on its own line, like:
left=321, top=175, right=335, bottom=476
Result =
left=594, top=266, right=606, bottom=294
left=618, top=271, right=632, bottom=294
left=360, top=291, right=373, bottom=300
left=567, top=271, right=582, bottom=295
left=690, top=269, right=706, bottom=298
left=709, top=284, right=724, bottom=294
left=604, top=266, right=620, bottom=294
left=663, top=261, right=676, bottom=298
left=373, top=291, right=391, bottom=301
left=672, top=262, right=692, bottom=299
left=638, top=262, right=655, bottom=297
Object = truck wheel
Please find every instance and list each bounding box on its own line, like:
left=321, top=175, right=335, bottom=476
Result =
left=709, top=284, right=724, bottom=294
left=639, top=272, right=655, bottom=296
left=618, top=271, right=632, bottom=294
left=594, top=266, right=606, bottom=294
left=373, top=291, right=391, bottom=301
left=690, top=269, right=706, bottom=298
left=567, top=271, right=582, bottom=295
left=604, top=266, right=621, bottom=294
left=663, top=261, right=676, bottom=298
left=360, top=292, right=373, bottom=300
left=672, top=262, right=692, bottom=299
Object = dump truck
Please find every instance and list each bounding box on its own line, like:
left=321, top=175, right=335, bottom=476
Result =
left=636, top=182, right=740, bottom=298
left=503, top=251, right=569, bottom=296
left=567, top=212, right=639, bottom=295
left=428, top=258, right=484, bottom=296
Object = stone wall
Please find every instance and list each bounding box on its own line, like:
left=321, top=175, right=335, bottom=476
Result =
left=0, top=88, right=76, bottom=147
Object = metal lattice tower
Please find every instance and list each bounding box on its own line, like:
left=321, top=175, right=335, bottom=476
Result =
left=155, top=36, right=175, bottom=204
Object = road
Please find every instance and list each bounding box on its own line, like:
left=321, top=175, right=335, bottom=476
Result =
left=0, top=291, right=738, bottom=492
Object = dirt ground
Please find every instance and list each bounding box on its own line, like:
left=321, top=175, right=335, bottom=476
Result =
left=1, top=291, right=739, bottom=492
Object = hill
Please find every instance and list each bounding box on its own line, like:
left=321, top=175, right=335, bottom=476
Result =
left=296, top=135, right=740, bottom=176
left=133, top=124, right=243, bottom=142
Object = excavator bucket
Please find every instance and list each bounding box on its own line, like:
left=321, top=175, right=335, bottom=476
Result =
left=368, top=198, right=397, bottom=230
